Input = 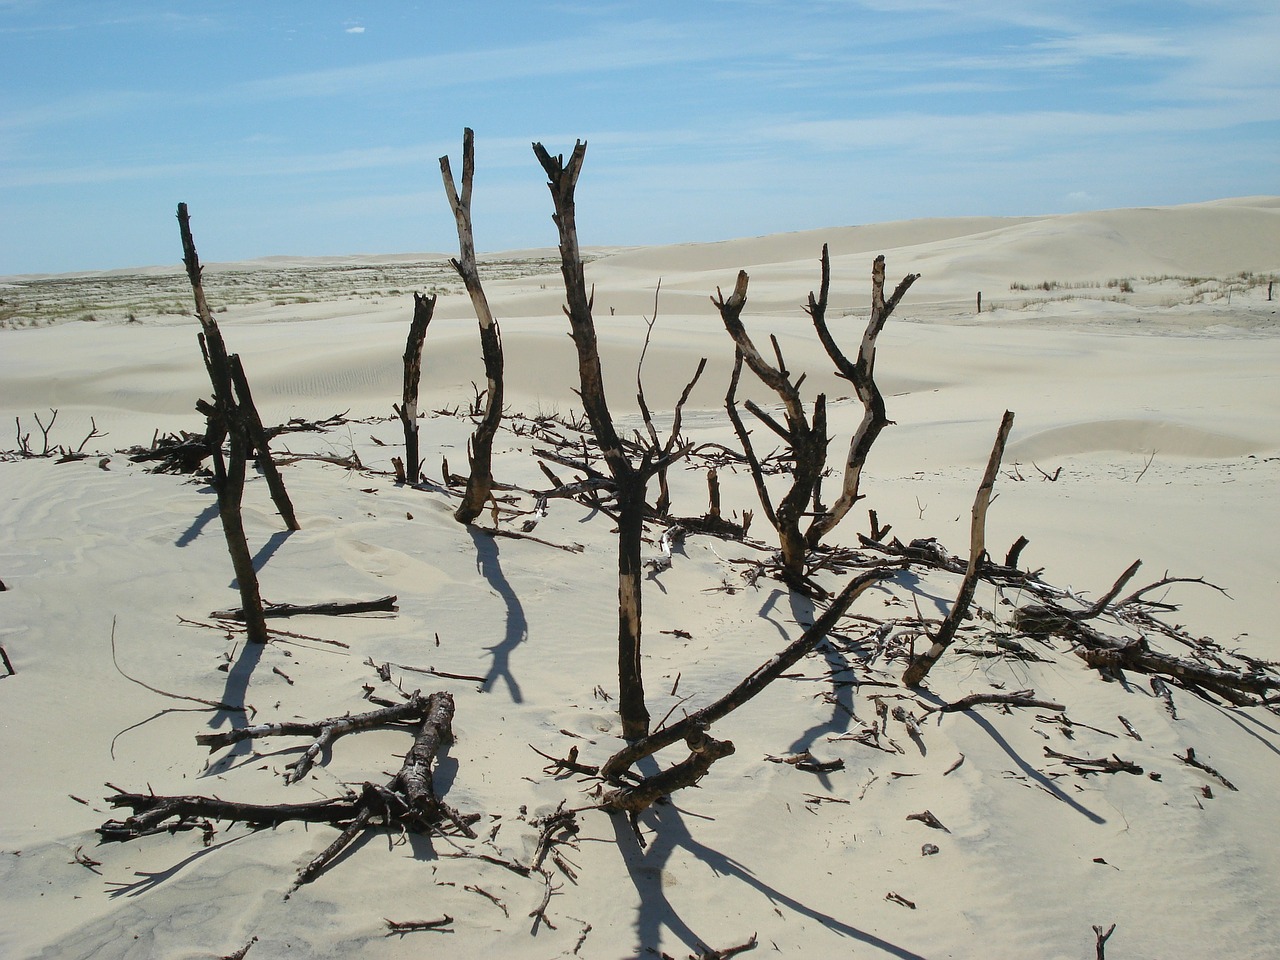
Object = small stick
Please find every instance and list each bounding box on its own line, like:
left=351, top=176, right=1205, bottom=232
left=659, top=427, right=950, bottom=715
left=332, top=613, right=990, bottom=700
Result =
left=384, top=915, right=453, bottom=933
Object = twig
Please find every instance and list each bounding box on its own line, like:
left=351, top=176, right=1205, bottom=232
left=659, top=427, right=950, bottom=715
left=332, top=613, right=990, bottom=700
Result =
left=384, top=915, right=453, bottom=934
left=1175, top=747, right=1237, bottom=791
left=110, top=617, right=245, bottom=713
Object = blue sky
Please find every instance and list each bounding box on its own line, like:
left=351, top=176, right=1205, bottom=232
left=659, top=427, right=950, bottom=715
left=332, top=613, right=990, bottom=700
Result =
left=2, top=1, right=1277, bottom=274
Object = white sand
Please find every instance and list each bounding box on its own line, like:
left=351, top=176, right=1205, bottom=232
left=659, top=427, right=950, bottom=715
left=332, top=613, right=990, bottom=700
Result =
left=2, top=197, right=1279, bottom=959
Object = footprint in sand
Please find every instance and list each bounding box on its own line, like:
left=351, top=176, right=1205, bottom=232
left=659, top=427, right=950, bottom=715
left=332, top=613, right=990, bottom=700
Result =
left=336, top=537, right=456, bottom=593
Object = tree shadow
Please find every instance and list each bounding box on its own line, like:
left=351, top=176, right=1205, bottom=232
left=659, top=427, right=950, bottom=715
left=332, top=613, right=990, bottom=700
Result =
left=468, top=528, right=527, bottom=703
left=201, top=640, right=266, bottom=774
left=611, top=797, right=929, bottom=959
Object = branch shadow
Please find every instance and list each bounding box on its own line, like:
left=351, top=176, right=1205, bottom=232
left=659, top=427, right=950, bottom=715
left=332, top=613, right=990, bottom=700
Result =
left=955, top=707, right=1106, bottom=824
left=468, top=528, right=527, bottom=703
left=610, top=797, right=929, bottom=959
left=176, top=495, right=219, bottom=548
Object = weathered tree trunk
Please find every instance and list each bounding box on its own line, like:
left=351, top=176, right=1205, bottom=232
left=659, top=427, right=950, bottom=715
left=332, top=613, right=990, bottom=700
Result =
left=903, top=410, right=1014, bottom=687
left=441, top=128, right=504, bottom=523
left=396, top=293, right=436, bottom=484
left=178, top=203, right=269, bottom=644
left=534, top=140, right=650, bottom=739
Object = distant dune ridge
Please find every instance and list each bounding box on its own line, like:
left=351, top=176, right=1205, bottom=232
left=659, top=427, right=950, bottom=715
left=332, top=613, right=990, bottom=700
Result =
left=1, top=196, right=1279, bottom=959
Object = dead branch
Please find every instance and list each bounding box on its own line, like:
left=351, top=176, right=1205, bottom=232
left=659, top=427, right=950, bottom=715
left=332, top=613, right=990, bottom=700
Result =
left=196, top=693, right=434, bottom=783
left=178, top=203, right=270, bottom=644
left=1174, top=747, right=1237, bottom=791
left=384, top=916, right=453, bottom=934
left=1093, top=923, right=1117, bottom=960
left=209, top=595, right=397, bottom=620
left=601, top=566, right=893, bottom=781
left=927, top=689, right=1065, bottom=714
left=692, top=933, right=759, bottom=959
left=535, top=138, right=705, bottom=739
left=100, top=692, right=474, bottom=891
left=600, top=726, right=736, bottom=814
left=903, top=410, right=1015, bottom=687
left=806, top=249, right=919, bottom=547
left=1044, top=748, right=1143, bottom=776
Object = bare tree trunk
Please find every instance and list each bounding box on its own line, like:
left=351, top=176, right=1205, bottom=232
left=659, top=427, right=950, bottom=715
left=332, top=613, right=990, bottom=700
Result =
left=178, top=203, right=269, bottom=644
left=534, top=140, right=650, bottom=739
left=441, top=128, right=505, bottom=523
left=903, top=410, right=1014, bottom=687
left=396, top=293, right=436, bottom=484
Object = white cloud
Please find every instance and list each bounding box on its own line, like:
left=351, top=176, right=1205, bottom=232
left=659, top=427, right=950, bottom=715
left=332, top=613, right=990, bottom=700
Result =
left=345, top=25, right=365, bottom=34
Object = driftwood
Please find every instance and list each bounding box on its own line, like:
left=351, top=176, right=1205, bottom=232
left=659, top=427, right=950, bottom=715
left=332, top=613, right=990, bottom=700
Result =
left=100, top=692, right=475, bottom=891
left=902, top=410, right=1014, bottom=687
left=441, top=128, right=505, bottom=522
left=209, top=595, right=397, bottom=620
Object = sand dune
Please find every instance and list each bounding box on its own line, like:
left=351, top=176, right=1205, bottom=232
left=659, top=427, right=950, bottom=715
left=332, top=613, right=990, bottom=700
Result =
left=2, top=197, right=1279, bottom=959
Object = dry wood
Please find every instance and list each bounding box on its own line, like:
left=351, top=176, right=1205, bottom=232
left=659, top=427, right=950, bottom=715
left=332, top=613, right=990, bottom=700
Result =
left=442, top=128, right=505, bottom=522
left=196, top=693, right=433, bottom=782
left=178, top=204, right=270, bottom=644
left=1044, top=747, right=1143, bottom=776
left=384, top=916, right=453, bottom=933
left=394, top=292, right=435, bottom=484
left=1175, top=747, right=1237, bottom=791
left=805, top=249, right=919, bottom=547
left=535, top=139, right=705, bottom=739
left=209, top=595, right=397, bottom=620
left=1093, top=923, right=1116, bottom=959
left=600, top=727, right=736, bottom=813
left=100, top=692, right=473, bottom=890
left=928, top=689, right=1065, bottom=713
left=601, top=566, right=892, bottom=780
left=903, top=410, right=1015, bottom=687
left=228, top=354, right=299, bottom=530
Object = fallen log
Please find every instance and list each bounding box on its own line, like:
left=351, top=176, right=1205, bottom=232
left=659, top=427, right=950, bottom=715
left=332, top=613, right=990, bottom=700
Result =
left=210, top=595, right=397, bottom=620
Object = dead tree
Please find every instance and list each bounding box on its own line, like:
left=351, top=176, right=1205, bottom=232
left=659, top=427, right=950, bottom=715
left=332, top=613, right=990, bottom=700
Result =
left=534, top=139, right=705, bottom=739
left=441, top=128, right=504, bottom=522
left=178, top=203, right=286, bottom=644
left=394, top=293, right=436, bottom=484
left=713, top=251, right=918, bottom=593
left=902, top=410, right=1014, bottom=687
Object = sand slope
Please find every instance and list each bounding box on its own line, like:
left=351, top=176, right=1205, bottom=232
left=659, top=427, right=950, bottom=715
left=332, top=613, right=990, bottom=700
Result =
left=2, top=197, right=1279, bottom=959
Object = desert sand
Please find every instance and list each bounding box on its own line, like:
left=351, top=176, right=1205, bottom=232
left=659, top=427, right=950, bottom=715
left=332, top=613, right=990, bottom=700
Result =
left=2, top=196, right=1279, bottom=959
